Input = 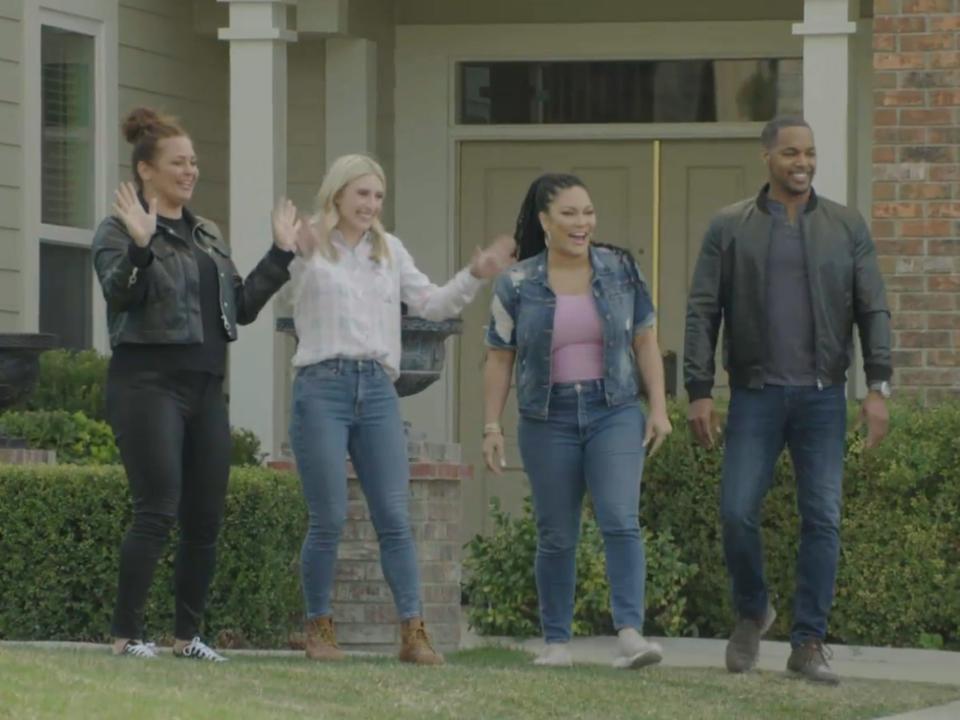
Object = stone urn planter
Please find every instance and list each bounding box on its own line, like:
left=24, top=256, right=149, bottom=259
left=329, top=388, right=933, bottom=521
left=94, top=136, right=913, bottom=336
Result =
left=0, top=333, right=59, bottom=450
left=275, top=316, right=462, bottom=397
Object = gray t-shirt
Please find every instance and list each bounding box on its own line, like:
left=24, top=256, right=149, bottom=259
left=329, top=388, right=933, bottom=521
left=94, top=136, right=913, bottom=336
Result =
left=764, top=200, right=817, bottom=386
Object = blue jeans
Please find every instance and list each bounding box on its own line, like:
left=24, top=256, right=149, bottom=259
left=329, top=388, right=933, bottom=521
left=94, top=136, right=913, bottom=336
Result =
left=720, top=384, right=847, bottom=647
left=289, top=358, right=421, bottom=621
left=518, top=380, right=647, bottom=643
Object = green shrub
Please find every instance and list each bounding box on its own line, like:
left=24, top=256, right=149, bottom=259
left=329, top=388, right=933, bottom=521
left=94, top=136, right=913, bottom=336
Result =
left=0, top=411, right=119, bottom=464
left=463, top=497, right=697, bottom=638
left=18, top=349, right=109, bottom=421
left=230, top=427, right=265, bottom=467
left=0, top=465, right=304, bottom=647
left=464, top=400, right=960, bottom=649
left=641, top=400, right=960, bottom=647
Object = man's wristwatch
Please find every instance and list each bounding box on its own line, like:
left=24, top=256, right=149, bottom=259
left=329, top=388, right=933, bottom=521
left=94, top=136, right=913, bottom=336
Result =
left=868, top=380, right=892, bottom=399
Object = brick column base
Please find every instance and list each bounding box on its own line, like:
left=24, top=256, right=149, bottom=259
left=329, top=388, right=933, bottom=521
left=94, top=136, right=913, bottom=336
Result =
left=270, top=460, right=467, bottom=654
left=0, top=448, right=56, bottom=465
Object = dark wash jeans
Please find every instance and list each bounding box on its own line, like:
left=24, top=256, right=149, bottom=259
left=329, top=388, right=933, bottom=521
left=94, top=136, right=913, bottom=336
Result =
left=720, top=384, right=846, bottom=648
left=106, top=369, right=231, bottom=640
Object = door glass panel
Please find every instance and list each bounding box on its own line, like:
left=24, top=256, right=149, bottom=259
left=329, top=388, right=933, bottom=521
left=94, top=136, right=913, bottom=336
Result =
left=458, top=58, right=802, bottom=125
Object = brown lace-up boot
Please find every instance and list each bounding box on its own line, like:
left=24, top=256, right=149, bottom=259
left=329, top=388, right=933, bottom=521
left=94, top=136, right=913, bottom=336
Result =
left=305, top=616, right=346, bottom=661
left=398, top=618, right=444, bottom=665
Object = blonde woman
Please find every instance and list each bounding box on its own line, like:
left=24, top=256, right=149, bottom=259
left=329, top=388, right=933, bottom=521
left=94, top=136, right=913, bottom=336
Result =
left=272, top=154, right=514, bottom=664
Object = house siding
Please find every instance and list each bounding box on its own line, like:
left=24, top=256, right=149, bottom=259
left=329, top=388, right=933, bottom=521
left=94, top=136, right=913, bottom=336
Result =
left=118, top=0, right=229, bottom=237
left=0, top=0, right=23, bottom=332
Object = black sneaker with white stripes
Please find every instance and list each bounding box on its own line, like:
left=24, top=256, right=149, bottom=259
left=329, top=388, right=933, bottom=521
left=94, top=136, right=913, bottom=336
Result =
left=116, top=640, right=159, bottom=659
left=173, top=636, right=228, bottom=662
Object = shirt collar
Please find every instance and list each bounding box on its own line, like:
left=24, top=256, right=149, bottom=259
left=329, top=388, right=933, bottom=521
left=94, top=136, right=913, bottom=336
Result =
left=330, top=227, right=372, bottom=250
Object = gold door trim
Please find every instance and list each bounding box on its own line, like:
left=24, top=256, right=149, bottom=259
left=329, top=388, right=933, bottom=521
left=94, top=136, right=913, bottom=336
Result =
left=651, top=139, right=662, bottom=332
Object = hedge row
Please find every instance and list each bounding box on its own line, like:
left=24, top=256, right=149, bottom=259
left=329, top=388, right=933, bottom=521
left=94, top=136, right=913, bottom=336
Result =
left=1, top=401, right=958, bottom=649
left=0, top=466, right=304, bottom=647
left=465, top=400, right=960, bottom=649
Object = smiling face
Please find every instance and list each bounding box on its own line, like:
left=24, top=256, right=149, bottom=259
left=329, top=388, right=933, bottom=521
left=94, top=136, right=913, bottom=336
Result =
left=763, top=124, right=816, bottom=199
left=137, top=135, right=198, bottom=214
left=538, top=185, right=597, bottom=259
left=335, top=173, right=385, bottom=238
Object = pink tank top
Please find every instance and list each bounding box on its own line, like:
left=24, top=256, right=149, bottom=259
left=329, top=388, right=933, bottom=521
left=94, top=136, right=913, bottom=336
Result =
left=551, top=294, right=604, bottom=383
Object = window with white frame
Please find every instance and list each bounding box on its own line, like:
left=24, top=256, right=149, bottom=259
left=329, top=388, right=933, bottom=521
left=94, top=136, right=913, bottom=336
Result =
left=37, top=18, right=97, bottom=350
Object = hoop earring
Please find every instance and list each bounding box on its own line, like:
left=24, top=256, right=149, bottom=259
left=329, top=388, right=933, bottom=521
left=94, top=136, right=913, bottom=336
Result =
left=544, top=231, right=551, bottom=247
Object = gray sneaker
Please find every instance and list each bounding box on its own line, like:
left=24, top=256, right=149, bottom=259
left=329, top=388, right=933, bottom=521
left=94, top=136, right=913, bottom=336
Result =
left=787, top=639, right=840, bottom=685
left=725, top=602, right=776, bottom=673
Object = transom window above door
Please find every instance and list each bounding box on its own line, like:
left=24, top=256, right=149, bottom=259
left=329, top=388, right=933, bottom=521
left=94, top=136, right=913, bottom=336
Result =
left=457, top=58, right=802, bottom=125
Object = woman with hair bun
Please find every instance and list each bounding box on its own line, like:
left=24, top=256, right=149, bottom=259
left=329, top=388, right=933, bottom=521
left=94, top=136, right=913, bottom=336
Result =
left=281, top=153, right=515, bottom=665
left=92, top=107, right=298, bottom=660
left=482, top=173, right=672, bottom=668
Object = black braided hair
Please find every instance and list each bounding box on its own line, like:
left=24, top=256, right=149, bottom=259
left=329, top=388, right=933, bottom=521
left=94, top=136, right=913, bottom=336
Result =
left=514, top=173, right=586, bottom=261
left=513, top=173, right=637, bottom=269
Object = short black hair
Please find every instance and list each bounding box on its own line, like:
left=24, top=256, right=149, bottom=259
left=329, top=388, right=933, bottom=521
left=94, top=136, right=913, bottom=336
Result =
left=761, top=115, right=812, bottom=149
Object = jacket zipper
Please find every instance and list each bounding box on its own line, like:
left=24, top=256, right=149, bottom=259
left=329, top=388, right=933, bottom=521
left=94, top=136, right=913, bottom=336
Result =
left=799, top=212, right=822, bottom=390
left=192, top=224, right=232, bottom=335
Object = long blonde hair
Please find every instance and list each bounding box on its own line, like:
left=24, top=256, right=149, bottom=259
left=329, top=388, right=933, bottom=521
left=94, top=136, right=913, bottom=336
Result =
left=310, top=154, right=391, bottom=264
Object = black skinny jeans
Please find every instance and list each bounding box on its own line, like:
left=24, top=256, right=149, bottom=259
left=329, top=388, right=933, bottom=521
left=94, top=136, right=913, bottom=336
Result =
left=106, top=370, right=231, bottom=640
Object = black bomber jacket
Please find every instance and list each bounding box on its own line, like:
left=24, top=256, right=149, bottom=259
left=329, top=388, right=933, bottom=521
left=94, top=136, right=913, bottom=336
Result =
left=683, top=186, right=892, bottom=400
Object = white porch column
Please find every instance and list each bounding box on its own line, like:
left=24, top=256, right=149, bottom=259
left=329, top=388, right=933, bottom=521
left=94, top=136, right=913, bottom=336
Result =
left=793, top=0, right=856, bottom=204
left=325, top=38, right=377, bottom=160
left=218, top=0, right=296, bottom=457
left=794, top=0, right=866, bottom=397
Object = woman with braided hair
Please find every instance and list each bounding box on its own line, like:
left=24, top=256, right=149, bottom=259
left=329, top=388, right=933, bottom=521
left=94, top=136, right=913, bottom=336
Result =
left=482, top=173, right=672, bottom=668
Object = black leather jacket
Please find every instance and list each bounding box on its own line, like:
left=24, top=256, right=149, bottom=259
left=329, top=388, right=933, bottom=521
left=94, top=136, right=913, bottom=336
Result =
left=92, top=206, right=293, bottom=347
left=684, top=186, right=892, bottom=400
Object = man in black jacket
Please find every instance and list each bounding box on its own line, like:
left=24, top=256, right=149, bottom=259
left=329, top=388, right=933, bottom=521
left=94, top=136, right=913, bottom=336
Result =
left=683, top=116, right=892, bottom=684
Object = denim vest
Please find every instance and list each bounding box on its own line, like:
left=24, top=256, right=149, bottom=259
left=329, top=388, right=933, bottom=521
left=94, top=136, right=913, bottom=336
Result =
left=485, top=246, right=656, bottom=420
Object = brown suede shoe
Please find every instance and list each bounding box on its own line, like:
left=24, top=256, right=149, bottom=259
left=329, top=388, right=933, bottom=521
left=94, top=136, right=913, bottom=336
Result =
left=398, top=618, right=444, bottom=665
left=305, top=616, right=346, bottom=661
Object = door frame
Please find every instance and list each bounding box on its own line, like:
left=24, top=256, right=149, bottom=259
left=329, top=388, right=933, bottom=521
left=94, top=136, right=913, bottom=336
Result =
left=394, top=20, right=803, bottom=445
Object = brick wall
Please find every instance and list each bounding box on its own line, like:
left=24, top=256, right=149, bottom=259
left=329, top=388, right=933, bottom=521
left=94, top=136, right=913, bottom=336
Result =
left=873, top=0, right=960, bottom=401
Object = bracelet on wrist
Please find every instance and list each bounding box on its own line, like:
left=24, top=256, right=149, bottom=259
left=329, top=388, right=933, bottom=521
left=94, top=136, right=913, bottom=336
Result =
left=483, top=422, right=503, bottom=436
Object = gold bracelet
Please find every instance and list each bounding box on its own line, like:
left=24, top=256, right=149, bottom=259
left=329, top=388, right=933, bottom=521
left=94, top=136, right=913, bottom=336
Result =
left=483, top=422, right=503, bottom=436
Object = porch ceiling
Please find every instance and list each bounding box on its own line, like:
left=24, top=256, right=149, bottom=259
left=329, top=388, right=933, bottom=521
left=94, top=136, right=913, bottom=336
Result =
left=396, top=0, right=873, bottom=25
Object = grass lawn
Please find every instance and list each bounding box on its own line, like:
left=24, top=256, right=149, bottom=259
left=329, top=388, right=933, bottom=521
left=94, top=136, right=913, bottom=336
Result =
left=2, top=646, right=958, bottom=720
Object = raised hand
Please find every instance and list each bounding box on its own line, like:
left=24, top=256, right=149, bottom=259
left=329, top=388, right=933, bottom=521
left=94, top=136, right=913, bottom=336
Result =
left=295, top=219, right=321, bottom=258
left=112, top=182, right=156, bottom=248
left=469, top=234, right=516, bottom=280
left=271, top=198, right=302, bottom=253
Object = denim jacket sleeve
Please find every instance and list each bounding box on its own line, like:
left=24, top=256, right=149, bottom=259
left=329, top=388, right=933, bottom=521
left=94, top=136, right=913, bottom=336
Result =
left=485, top=271, right=519, bottom=350
left=628, top=256, right=656, bottom=333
